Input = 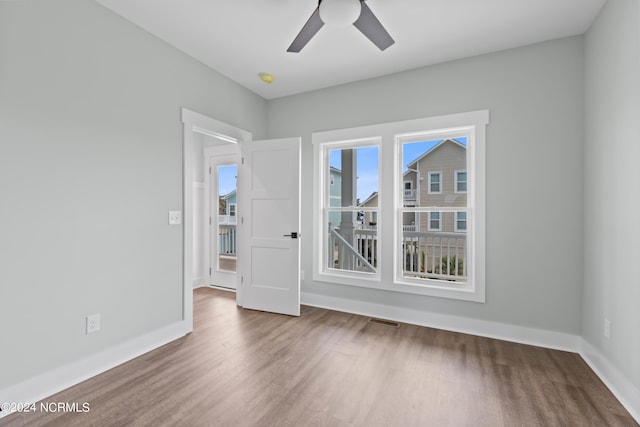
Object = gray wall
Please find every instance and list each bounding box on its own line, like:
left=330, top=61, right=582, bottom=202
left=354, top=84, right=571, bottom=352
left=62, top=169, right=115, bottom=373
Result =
left=0, top=0, right=266, bottom=388
left=584, top=0, right=640, bottom=390
left=268, top=36, right=585, bottom=334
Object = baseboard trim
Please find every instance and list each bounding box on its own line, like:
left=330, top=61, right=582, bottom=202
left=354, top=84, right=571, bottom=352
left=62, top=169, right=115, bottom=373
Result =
left=192, top=277, right=208, bottom=289
left=579, top=339, right=640, bottom=424
left=0, top=321, right=188, bottom=419
left=301, top=292, right=580, bottom=352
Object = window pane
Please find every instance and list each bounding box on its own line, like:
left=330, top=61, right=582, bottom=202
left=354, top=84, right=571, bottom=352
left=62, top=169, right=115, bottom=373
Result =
left=328, top=146, right=378, bottom=207
left=327, top=209, right=378, bottom=273
left=429, top=173, right=441, bottom=193
left=456, top=211, right=467, bottom=231
left=325, top=145, right=379, bottom=275
left=217, top=164, right=237, bottom=272
left=400, top=138, right=468, bottom=284
left=401, top=223, right=467, bottom=281
left=456, top=171, right=467, bottom=192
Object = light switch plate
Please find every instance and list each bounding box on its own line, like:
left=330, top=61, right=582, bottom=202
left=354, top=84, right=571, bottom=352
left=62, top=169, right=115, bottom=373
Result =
left=169, top=211, right=182, bottom=225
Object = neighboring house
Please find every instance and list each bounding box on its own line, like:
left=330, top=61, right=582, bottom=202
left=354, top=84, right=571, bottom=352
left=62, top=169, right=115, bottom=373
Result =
left=328, top=166, right=342, bottom=227
left=219, top=189, right=237, bottom=224
left=359, top=191, right=378, bottom=225
left=354, top=140, right=466, bottom=232
left=406, top=139, right=467, bottom=234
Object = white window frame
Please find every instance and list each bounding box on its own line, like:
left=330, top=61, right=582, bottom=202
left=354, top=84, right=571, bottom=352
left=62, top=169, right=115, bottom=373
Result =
left=312, top=137, right=382, bottom=286
left=428, top=171, right=442, bottom=194
left=228, top=203, right=236, bottom=217
left=455, top=169, right=467, bottom=193
left=427, top=211, right=441, bottom=231
left=313, top=110, right=488, bottom=302
left=455, top=211, right=467, bottom=232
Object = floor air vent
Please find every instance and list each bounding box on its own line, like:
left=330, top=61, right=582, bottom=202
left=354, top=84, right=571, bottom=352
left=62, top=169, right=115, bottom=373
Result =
left=368, top=318, right=400, bottom=327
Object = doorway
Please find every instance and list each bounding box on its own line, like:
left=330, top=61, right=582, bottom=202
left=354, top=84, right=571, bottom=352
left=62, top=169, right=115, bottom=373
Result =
left=209, top=155, right=239, bottom=289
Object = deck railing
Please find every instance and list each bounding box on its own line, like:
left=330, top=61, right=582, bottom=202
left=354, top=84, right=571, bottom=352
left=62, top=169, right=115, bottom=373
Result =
left=402, top=231, right=466, bottom=280
left=329, top=225, right=466, bottom=281
left=218, top=224, right=237, bottom=256
left=329, top=228, right=376, bottom=272
left=218, top=215, right=237, bottom=225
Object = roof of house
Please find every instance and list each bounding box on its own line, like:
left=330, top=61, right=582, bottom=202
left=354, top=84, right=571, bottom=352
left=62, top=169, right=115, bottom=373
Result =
left=359, top=191, right=378, bottom=207
left=406, top=139, right=466, bottom=169
left=221, top=189, right=236, bottom=200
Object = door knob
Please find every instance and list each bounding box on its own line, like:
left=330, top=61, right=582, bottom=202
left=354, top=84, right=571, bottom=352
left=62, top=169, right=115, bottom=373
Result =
left=283, top=232, right=299, bottom=239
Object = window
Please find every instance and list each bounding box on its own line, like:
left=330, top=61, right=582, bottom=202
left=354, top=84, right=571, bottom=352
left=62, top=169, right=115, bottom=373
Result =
left=428, top=172, right=441, bottom=193
left=228, top=203, right=236, bottom=217
left=313, top=110, right=488, bottom=302
left=316, top=141, right=380, bottom=280
left=455, top=170, right=467, bottom=193
left=399, top=136, right=468, bottom=288
left=455, top=211, right=467, bottom=232
left=428, top=211, right=441, bottom=231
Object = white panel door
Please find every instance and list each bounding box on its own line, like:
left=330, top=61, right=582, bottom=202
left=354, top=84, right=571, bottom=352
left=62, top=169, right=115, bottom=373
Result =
left=239, top=137, right=301, bottom=316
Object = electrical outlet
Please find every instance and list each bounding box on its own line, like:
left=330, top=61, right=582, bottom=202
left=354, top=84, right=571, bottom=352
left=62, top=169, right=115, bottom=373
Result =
left=168, top=211, right=182, bottom=225
left=604, top=318, right=611, bottom=339
left=86, top=314, right=101, bottom=334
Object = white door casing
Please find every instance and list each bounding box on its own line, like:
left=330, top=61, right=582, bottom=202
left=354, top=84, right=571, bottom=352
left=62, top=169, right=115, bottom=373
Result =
left=239, top=137, right=301, bottom=316
left=183, top=108, right=252, bottom=332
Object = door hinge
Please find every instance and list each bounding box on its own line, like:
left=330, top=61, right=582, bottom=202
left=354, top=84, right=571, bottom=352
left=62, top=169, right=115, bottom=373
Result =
left=241, top=275, right=244, bottom=284
left=209, top=267, right=211, bottom=276
left=209, top=217, right=211, bottom=225
left=241, top=157, right=245, bottom=165
left=209, top=167, right=211, bottom=174
left=241, top=216, right=244, bottom=224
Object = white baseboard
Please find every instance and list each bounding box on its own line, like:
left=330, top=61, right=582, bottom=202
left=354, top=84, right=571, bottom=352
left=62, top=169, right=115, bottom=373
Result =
left=0, top=321, right=188, bottom=419
left=579, top=339, right=640, bottom=424
left=301, top=291, right=639, bottom=424
left=301, top=292, right=580, bottom=352
left=192, top=277, right=208, bottom=288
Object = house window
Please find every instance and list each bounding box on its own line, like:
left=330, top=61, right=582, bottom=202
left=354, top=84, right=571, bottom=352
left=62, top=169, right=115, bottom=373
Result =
left=404, top=181, right=413, bottom=197
left=228, top=203, right=236, bottom=217
left=313, top=110, right=488, bottom=302
left=455, top=170, right=467, bottom=193
left=428, top=172, right=441, bottom=194
left=330, top=175, right=335, bottom=185
left=317, top=141, right=380, bottom=279
left=455, top=211, right=467, bottom=232
left=428, top=211, right=441, bottom=231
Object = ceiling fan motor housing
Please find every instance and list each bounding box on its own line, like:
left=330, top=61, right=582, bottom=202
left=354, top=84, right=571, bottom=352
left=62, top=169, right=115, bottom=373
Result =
left=319, top=0, right=362, bottom=27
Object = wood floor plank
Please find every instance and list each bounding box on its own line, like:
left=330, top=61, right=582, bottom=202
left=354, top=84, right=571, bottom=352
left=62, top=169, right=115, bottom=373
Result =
left=2, top=288, right=637, bottom=427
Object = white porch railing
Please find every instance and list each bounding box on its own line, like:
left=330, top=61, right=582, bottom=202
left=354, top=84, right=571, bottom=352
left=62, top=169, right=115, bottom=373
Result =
left=218, top=215, right=237, bottom=225
left=329, top=228, right=376, bottom=272
left=404, top=189, right=416, bottom=199
left=402, top=231, right=466, bottom=280
left=219, top=224, right=237, bottom=255
left=329, top=225, right=466, bottom=281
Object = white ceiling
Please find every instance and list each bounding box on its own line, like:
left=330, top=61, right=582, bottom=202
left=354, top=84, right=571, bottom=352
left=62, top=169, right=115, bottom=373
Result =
left=95, top=0, right=606, bottom=100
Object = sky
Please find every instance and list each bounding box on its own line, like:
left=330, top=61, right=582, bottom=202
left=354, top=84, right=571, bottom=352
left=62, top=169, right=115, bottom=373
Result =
left=329, top=137, right=467, bottom=202
left=217, top=164, right=237, bottom=196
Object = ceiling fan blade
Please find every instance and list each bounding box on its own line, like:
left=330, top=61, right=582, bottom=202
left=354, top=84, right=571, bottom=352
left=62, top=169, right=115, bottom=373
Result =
left=353, top=1, right=394, bottom=51
left=287, top=7, right=325, bottom=53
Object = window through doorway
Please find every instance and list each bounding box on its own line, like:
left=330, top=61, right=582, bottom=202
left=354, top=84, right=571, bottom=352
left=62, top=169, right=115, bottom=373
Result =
left=217, top=164, right=237, bottom=273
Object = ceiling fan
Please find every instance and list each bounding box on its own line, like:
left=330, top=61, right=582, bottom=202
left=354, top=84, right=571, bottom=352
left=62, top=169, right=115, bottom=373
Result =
left=287, top=0, right=395, bottom=53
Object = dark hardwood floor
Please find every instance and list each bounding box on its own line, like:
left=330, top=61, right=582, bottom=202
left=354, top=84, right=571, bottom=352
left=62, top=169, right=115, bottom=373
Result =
left=3, top=288, right=637, bottom=426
